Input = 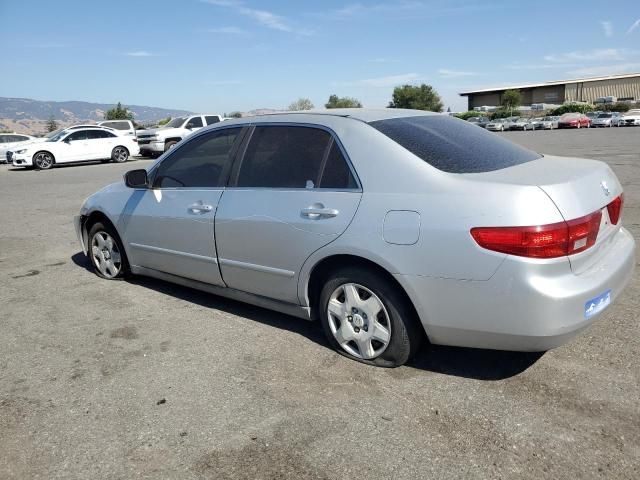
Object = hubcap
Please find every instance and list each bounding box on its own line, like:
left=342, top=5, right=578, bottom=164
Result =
left=327, top=283, right=391, bottom=360
left=91, top=231, right=122, bottom=278
left=114, top=148, right=127, bottom=162
left=35, top=153, right=52, bottom=168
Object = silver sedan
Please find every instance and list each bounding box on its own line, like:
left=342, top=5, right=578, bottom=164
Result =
left=75, top=109, right=635, bottom=367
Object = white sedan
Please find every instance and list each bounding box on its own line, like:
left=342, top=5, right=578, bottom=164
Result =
left=0, top=133, right=36, bottom=163
left=9, top=127, right=140, bottom=170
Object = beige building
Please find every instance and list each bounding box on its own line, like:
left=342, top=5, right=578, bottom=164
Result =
left=460, top=73, right=640, bottom=110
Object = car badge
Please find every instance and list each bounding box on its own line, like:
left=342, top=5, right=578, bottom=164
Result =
left=601, top=181, right=610, bottom=196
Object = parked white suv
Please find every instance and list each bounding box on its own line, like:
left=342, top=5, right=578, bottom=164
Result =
left=136, top=115, right=223, bottom=156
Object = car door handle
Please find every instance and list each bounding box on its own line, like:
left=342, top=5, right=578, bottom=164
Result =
left=301, top=206, right=339, bottom=219
left=188, top=203, right=213, bottom=213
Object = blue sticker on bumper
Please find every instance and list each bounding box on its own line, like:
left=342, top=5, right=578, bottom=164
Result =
left=585, top=290, right=611, bottom=319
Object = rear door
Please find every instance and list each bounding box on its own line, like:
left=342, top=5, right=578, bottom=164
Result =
left=215, top=124, right=362, bottom=304
left=123, top=127, right=244, bottom=285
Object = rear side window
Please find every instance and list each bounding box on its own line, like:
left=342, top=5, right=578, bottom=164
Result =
left=205, top=116, right=220, bottom=125
left=87, top=130, right=116, bottom=139
left=369, top=115, right=541, bottom=173
left=320, top=142, right=357, bottom=189
left=153, top=128, right=241, bottom=188
left=237, top=126, right=331, bottom=188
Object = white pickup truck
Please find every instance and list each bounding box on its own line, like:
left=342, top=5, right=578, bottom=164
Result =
left=136, top=114, right=224, bottom=156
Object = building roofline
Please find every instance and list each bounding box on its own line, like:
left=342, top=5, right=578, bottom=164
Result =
left=459, top=72, right=640, bottom=96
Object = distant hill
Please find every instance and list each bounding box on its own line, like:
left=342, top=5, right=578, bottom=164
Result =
left=0, top=97, right=192, bottom=123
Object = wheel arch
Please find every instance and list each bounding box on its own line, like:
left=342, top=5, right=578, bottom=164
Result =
left=305, top=254, right=421, bottom=328
left=164, top=137, right=182, bottom=144
left=82, top=210, right=126, bottom=255
left=32, top=150, right=56, bottom=164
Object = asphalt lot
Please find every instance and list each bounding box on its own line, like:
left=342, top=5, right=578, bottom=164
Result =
left=1, top=127, right=638, bottom=479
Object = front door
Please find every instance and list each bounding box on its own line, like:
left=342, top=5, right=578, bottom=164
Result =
left=123, top=127, right=244, bottom=285
left=215, top=125, right=362, bottom=304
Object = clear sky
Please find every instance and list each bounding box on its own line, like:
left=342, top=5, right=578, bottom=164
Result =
left=1, top=0, right=639, bottom=113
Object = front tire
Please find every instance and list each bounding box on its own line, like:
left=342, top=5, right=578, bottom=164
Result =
left=33, top=151, right=54, bottom=170
left=111, top=146, right=129, bottom=163
left=88, top=222, right=129, bottom=280
left=318, top=267, right=424, bottom=367
left=164, top=141, right=177, bottom=152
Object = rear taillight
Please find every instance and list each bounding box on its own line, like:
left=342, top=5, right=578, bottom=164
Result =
left=471, top=210, right=602, bottom=259
left=607, top=194, right=623, bottom=225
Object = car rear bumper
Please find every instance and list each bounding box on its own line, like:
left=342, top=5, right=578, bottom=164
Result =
left=396, top=227, right=635, bottom=351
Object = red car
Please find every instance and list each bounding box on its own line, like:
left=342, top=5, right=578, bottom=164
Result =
left=558, top=113, right=591, bottom=129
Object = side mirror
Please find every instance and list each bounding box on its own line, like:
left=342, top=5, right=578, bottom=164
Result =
left=124, top=169, right=149, bottom=189
left=64, top=137, right=71, bottom=143
left=186, top=124, right=194, bottom=130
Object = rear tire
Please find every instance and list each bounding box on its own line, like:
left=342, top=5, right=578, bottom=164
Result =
left=318, top=267, right=424, bottom=367
left=111, top=146, right=129, bottom=163
left=87, top=221, right=129, bottom=280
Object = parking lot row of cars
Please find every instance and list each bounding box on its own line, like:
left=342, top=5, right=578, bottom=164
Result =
left=1, top=114, right=228, bottom=169
left=468, top=109, right=640, bottom=131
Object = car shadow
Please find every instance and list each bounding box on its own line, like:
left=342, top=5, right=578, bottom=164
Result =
left=71, top=252, right=544, bottom=380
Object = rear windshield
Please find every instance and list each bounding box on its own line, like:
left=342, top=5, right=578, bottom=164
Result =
left=369, top=115, right=541, bottom=174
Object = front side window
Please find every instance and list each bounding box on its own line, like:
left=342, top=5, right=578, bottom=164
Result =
left=66, top=130, right=90, bottom=141
left=186, top=116, right=203, bottom=129
left=165, top=117, right=186, bottom=128
left=369, top=115, right=541, bottom=174
left=205, top=116, right=220, bottom=125
left=236, top=126, right=332, bottom=189
left=153, top=128, right=241, bottom=188
left=0, top=135, right=10, bottom=143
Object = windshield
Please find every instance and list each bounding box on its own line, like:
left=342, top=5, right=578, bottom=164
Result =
left=597, top=113, right=612, bottom=118
left=369, top=115, right=541, bottom=174
left=47, top=130, right=69, bottom=142
left=164, top=117, right=186, bottom=128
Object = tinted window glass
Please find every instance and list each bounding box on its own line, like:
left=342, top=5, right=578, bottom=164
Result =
left=153, top=128, right=241, bottom=188
left=320, top=142, right=357, bottom=189
left=86, top=130, right=116, bottom=139
left=67, top=130, right=89, bottom=141
left=205, top=116, right=220, bottom=125
left=0, top=135, right=8, bottom=143
left=369, top=115, right=541, bottom=174
left=186, top=116, right=203, bottom=128
left=14, top=135, right=30, bottom=142
left=103, top=121, right=129, bottom=130
left=237, top=126, right=331, bottom=188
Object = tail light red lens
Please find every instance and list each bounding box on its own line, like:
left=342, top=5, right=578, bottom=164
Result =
left=471, top=210, right=603, bottom=259
left=607, top=194, right=623, bottom=225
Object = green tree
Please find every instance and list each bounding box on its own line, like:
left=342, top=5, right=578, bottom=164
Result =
left=228, top=111, right=243, bottom=118
left=388, top=84, right=443, bottom=112
left=551, top=103, right=594, bottom=115
left=157, top=117, right=171, bottom=126
left=501, top=89, right=521, bottom=116
left=46, top=115, right=58, bottom=133
left=325, top=94, right=362, bottom=109
left=288, top=98, right=314, bottom=111
left=454, top=110, right=488, bottom=121
left=104, top=102, right=134, bottom=121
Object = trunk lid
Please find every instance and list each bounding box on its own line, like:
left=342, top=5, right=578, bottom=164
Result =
left=467, top=155, right=623, bottom=274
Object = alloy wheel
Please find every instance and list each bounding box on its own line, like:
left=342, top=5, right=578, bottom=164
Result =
left=326, top=283, right=391, bottom=360
left=34, top=152, right=53, bottom=169
left=91, top=231, right=122, bottom=278
left=113, top=147, right=128, bottom=163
